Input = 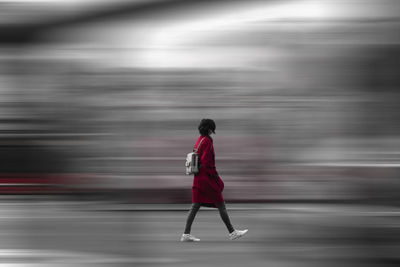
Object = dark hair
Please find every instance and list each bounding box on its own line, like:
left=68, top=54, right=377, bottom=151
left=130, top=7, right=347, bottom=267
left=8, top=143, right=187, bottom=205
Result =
left=198, top=119, right=216, bottom=136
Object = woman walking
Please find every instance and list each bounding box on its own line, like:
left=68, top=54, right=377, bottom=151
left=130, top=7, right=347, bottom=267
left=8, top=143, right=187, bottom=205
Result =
left=181, top=119, right=248, bottom=242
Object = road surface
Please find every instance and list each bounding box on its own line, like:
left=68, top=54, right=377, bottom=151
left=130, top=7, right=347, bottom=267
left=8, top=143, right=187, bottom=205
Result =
left=0, top=201, right=399, bottom=267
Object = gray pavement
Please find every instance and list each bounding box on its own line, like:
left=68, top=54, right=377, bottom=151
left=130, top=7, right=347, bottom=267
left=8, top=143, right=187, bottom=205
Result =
left=1, top=202, right=399, bottom=267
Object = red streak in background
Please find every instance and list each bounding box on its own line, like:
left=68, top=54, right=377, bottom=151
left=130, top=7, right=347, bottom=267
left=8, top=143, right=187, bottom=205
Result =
left=0, top=174, right=100, bottom=194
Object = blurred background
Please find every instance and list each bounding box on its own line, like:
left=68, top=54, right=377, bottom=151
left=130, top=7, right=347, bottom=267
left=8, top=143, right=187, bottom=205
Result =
left=0, top=0, right=400, bottom=266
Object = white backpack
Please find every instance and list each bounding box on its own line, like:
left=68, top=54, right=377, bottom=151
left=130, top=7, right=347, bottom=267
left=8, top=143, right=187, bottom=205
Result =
left=185, top=137, right=206, bottom=175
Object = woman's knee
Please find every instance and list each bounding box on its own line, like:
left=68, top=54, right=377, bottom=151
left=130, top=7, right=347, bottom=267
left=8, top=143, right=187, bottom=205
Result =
left=216, top=202, right=227, bottom=211
left=191, top=202, right=201, bottom=210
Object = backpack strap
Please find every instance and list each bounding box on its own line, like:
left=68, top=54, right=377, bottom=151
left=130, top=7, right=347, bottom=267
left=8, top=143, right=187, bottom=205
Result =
left=193, top=137, right=206, bottom=152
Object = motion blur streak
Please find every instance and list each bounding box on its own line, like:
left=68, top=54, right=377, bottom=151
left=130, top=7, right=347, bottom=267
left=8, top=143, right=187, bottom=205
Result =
left=0, top=0, right=400, bottom=266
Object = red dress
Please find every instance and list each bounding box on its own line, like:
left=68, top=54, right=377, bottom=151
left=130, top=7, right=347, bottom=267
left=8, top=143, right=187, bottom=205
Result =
left=192, top=135, right=224, bottom=206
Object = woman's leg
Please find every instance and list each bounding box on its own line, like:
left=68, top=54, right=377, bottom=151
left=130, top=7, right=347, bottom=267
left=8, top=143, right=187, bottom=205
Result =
left=215, top=202, right=235, bottom=233
left=184, top=203, right=201, bottom=234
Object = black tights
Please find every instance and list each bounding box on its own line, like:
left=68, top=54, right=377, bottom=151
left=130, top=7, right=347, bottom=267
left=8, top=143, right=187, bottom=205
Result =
left=184, top=202, right=235, bottom=234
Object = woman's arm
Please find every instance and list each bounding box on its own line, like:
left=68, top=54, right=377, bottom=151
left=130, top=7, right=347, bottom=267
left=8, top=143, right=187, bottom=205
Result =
left=200, top=138, right=219, bottom=179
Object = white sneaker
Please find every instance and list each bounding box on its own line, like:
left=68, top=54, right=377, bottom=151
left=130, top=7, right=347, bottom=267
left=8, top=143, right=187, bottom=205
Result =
left=229, top=229, right=248, bottom=240
left=180, top=234, right=200, bottom=242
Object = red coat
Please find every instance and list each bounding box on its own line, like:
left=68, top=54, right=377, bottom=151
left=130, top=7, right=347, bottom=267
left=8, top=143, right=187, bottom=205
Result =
left=192, top=135, right=224, bottom=205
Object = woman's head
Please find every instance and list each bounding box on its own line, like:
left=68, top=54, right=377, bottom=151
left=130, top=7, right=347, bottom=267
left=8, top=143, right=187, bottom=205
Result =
left=198, top=119, right=216, bottom=136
